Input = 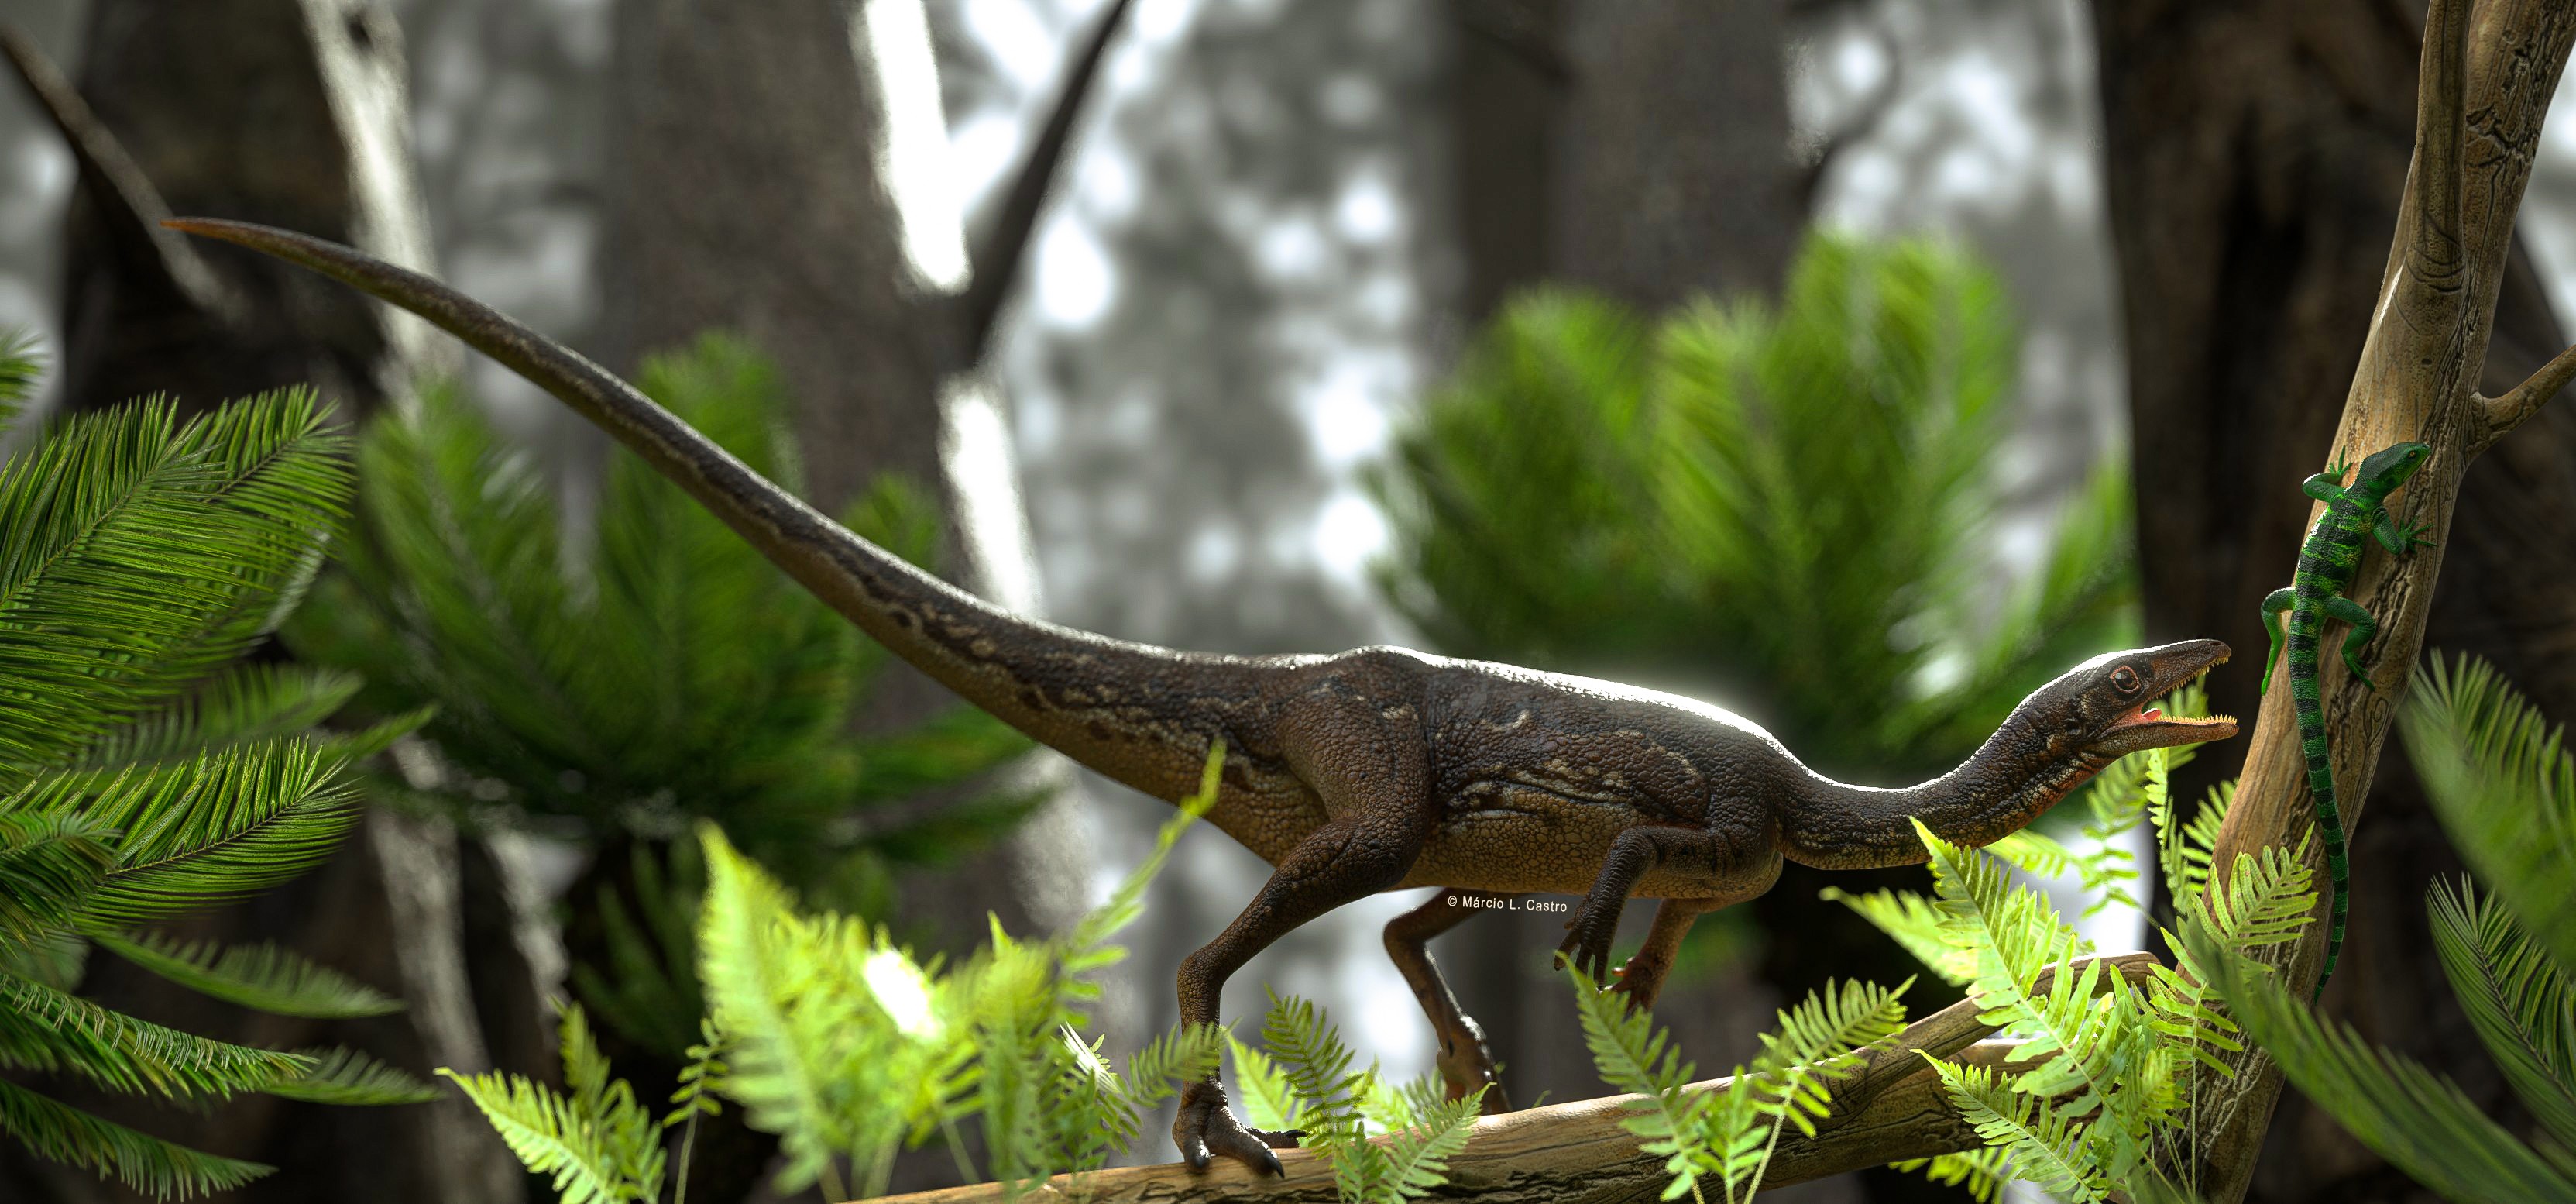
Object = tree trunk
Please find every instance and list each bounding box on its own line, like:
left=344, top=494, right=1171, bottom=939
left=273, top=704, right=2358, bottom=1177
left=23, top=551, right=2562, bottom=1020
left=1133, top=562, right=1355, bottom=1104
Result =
left=2094, top=1, right=2576, bottom=1196
left=0, top=5, right=544, bottom=1203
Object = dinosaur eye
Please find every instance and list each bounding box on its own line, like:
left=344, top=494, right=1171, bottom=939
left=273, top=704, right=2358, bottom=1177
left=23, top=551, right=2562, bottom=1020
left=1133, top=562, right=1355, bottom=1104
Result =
left=2111, top=666, right=2142, bottom=693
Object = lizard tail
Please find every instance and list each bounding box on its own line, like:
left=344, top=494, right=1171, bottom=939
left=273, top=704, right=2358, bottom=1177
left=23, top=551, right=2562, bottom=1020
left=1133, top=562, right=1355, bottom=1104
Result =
left=2289, top=645, right=2350, bottom=1001
left=167, top=218, right=1286, bottom=809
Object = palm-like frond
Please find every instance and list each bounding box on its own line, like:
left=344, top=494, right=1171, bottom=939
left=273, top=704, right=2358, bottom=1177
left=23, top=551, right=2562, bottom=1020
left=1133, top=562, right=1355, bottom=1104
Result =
left=47, top=738, right=363, bottom=923
left=0, top=330, right=38, bottom=428
left=2401, top=654, right=2576, bottom=979
left=2428, top=876, right=2576, bottom=1153
left=0, top=973, right=308, bottom=1099
left=0, top=810, right=113, bottom=944
left=0, top=394, right=348, bottom=773
left=89, top=931, right=402, bottom=1019
left=0, top=1077, right=268, bottom=1200
left=2186, top=918, right=2576, bottom=1204
left=264, top=1047, right=439, bottom=1106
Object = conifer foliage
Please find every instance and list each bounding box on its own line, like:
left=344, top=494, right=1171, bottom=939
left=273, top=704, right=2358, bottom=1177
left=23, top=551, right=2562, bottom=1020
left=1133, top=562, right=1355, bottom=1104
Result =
left=0, top=339, right=432, bottom=1197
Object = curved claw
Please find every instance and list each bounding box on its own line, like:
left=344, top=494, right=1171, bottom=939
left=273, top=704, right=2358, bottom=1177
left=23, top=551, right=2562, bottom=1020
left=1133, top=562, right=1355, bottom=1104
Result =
left=1606, top=951, right=1674, bottom=1013
left=1175, top=1082, right=1295, bottom=1176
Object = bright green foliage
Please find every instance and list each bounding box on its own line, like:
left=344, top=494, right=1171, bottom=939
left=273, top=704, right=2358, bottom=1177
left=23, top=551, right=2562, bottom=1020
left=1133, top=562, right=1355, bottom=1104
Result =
left=1373, top=232, right=2135, bottom=780
left=2177, top=654, right=2576, bottom=1203
left=288, top=334, right=1048, bottom=1053
left=1814, top=671, right=2317, bottom=1199
left=1248, top=989, right=1485, bottom=1204
left=1571, top=966, right=1907, bottom=1203
left=442, top=1004, right=667, bottom=1204
left=0, top=358, right=432, bottom=1197
left=465, top=744, right=1266, bottom=1202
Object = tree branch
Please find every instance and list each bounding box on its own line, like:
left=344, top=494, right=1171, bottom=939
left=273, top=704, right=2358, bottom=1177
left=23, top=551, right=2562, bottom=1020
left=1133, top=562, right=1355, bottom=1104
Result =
left=948, top=0, right=1135, bottom=375
left=0, top=22, right=239, bottom=322
left=2405, top=0, right=2471, bottom=296
left=2479, top=341, right=2576, bottom=452
left=868, top=955, right=2161, bottom=1203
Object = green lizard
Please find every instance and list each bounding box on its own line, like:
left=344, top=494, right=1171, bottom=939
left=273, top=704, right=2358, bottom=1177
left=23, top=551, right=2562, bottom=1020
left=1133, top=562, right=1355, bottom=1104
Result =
left=2258, top=440, right=2434, bottom=998
left=173, top=218, right=2241, bottom=1176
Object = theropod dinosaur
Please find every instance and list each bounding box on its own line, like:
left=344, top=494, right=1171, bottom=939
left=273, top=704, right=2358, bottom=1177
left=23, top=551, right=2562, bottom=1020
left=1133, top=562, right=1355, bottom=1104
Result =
left=172, top=218, right=2241, bottom=1176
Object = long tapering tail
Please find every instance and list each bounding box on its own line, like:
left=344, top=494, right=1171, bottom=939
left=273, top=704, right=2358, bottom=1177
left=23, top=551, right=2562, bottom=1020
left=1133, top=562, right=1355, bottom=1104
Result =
left=2287, top=620, right=2349, bottom=999
left=167, top=218, right=1278, bottom=807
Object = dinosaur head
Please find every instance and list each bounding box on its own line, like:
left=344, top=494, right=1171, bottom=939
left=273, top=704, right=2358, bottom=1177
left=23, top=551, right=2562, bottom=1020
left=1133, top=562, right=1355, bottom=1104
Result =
left=2014, top=639, right=2240, bottom=762
left=2354, top=441, right=2433, bottom=496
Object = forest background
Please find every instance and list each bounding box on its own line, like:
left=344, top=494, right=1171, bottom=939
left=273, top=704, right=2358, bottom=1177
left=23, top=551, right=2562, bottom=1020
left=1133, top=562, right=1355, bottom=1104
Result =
left=7, top=0, right=2576, bottom=1201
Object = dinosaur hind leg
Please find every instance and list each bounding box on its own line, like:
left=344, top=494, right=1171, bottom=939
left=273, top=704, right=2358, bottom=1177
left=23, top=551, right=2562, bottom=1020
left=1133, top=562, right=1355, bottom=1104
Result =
left=1176, top=697, right=1432, bottom=1174
left=1385, top=892, right=1511, bottom=1113
left=1606, top=896, right=1721, bottom=1012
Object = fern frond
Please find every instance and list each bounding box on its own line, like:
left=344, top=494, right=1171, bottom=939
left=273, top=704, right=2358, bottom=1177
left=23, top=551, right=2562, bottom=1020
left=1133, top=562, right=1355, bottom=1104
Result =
left=1986, top=827, right=2080, bottom=877
left=0, top=1076, right=268, bottom=1200
left=2159, top=779, right=2234, bottom=910
left=1819, top=885, right=1974, bottom=986
left=1925, top=1058, right=2112, bottom=1203
left=1261, top=989, right=1364, bottom=1139
left=1376, top=1088, right=1482, bottom=1202
left=438, top=1003, right=663, bottom=1204
left=263, top=1047, right=438, bottom=1105
left=71, top=664, right=365, bottom=769
left=1228, top=1034, right=1303, bottom=1133
left=693, top=824, right=860, bottom=1185
left=1568, top=966, right=1708, bottom=1200
left=1064, top=740, right=1222, bottom=969
left=2186, top=917, right=2576, bottom=1204
left=2429, top=876, right=2576, bottom=1152
left=91, top=931, right=401, bottom=1019
left=1891, top=1145, right=2011, bottom=1203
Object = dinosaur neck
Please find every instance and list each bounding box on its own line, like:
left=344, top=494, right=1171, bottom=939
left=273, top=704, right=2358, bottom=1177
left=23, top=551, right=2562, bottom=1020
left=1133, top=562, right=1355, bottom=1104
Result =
left=1777, top=721, right=2109, bottom=870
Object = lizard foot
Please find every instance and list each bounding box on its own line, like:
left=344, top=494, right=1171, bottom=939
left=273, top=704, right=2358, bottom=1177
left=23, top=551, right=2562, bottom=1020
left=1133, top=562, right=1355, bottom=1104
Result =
left=1174, top=1081, right=1300, bottom=1175
left=1554, top=896, right=1623, bottom=982
left=1432, top=1013, right=1511, bottom=1112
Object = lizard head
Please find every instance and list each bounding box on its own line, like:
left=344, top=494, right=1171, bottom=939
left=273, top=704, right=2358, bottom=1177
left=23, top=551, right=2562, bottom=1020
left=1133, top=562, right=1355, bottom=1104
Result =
left=2354, top=441, right=2433, bottom=495
left=2028, top=638, right=2240, bottom=760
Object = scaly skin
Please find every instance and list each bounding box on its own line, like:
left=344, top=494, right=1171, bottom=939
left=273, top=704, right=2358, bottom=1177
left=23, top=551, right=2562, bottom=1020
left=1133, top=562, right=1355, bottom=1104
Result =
left=171, top=218, right=2244, bottom=1175
left=2258, top=442, right=2434, bottom=999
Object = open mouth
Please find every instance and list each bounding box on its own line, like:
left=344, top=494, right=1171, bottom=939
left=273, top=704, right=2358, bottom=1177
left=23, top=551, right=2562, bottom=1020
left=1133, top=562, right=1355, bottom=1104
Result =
left=2105, top=703, right=2238, bottom=738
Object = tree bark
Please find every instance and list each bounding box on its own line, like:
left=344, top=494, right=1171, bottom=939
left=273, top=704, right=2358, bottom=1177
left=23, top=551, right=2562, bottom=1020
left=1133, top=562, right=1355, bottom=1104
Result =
left=0, top=6, right=540, bottom=1203
left=2093, top=0, right=2576, bottom=1198
left=2094, top=1, right=2576, bottom=1197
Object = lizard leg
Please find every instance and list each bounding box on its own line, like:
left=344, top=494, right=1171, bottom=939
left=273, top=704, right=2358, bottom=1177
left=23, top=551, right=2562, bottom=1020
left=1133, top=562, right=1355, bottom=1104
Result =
left=1174, top=815, right=1415, bottom=1173
left=2375, top=508, right=2437, bottom=553
left=2324, top=594, right=2378, bottom=687
left=1605, top=896, right=1719, bottom=1011
left=1383, top=892, right=1510, bottom=1112
left=2303, top=472, right=2347, bottom=502
left=2259, top=587, right=2295, bottom=697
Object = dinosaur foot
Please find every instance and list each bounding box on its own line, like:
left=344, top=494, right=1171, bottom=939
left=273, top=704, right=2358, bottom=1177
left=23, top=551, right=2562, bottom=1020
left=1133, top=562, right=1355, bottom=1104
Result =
left=1174, top=1081, right=1301, bottom=1175
left=1433, top=1013, right=1512, bottom=1113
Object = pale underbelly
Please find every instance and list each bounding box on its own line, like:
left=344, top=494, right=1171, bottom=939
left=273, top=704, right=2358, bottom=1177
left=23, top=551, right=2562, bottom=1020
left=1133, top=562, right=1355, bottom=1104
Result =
left=1396, top=802, right=1719, bottom=896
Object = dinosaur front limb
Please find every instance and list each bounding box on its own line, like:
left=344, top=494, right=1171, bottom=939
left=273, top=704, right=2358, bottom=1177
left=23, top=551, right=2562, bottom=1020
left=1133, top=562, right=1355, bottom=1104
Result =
left=2323, top=595, right=2378, bottom=685
left=1383, top=891, right=1510, bottom=1112
left=2258, top=587, right=2295, bottom=696
left=1556, top=827, right=1659, bottom=981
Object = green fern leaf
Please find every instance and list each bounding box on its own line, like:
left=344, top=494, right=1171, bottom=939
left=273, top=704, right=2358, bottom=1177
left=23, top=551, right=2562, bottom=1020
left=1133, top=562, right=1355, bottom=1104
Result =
left=0, top=973, right=308, bottom=1099
left=1820, top=886, right=1974, bottom=986
left=1228, top=1034, right=1303, bottom=1133
left=1925, top=1058, right=2111, bottom=1202
left=2403, top=655, right=2576, bottom=985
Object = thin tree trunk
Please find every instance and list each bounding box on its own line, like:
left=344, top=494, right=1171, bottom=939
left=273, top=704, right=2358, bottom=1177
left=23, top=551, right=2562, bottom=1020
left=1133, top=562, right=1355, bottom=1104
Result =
left=0, top=9, right=542, bottom=1201
left=2094, top=1, right=2576, bottom=1195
